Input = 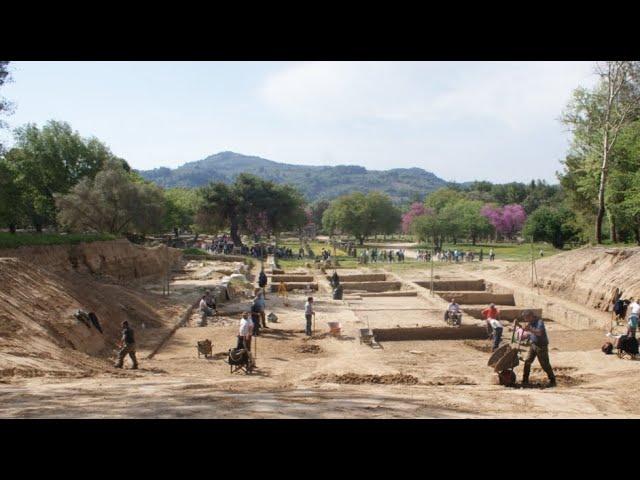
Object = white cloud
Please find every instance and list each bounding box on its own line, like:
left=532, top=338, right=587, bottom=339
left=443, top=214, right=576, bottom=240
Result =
left=261, top=61, right=595, bottom=129
left=258, top=61, right=597, bottom=181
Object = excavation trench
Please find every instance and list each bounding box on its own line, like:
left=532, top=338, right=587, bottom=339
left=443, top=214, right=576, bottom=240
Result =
left=372, top=325, right=488, bottom=342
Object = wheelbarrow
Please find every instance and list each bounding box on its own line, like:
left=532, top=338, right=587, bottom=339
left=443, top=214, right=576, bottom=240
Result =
left=197, top=339, right=213, bottom=358
left=359, top=328, right=382, bottom=348
left=487, top=329, right=526, bottom=386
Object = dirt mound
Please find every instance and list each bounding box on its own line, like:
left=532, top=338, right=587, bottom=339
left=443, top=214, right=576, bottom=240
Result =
left=0, top=239, right=182, bottom=283
left=302, top=333, right=355, bottom=342
left=0, top=258, right=176, bottom=377
left=424, top=376, right=477, bottom=386
left=504, top=374, right=586, bottom=389
left=505, top=246, right=640, bottom=312
left=296, top=344, right=322, bottom=354
left=312, top=373, right=419, bottom=385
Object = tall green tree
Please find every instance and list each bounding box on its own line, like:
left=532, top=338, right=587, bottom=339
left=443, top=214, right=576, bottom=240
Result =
left=0, top=61, right=14, bottom=153
left=163, top=188, right=201, bottom=237
left=322, top=191, right=400, bottom=245
left=0, top=158, right=26, bottom=233
left=196, top=173, right=307, bottom=245
left=455, top=199, right=492, bottom=245
left=562, top=61, right=640, bottom=243
left=523, top=206, right=577, bottom=249
left=5, top=121, right=124, bottom=231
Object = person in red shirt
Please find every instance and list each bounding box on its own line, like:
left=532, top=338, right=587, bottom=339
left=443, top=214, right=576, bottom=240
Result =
left=481, top=303, right=500, bottom=338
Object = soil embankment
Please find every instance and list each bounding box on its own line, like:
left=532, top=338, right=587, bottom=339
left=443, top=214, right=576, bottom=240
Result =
left=0, top=240, right=184, bottom=378
left=505, top=246, right=640, bottom=312
left=0, top=238, right=182, bottom=283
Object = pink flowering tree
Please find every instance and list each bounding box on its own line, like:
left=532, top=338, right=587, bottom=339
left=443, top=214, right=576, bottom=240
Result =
left=480, top=204, right=526, bottom=240
left=402, top=203, right=428, bottom=234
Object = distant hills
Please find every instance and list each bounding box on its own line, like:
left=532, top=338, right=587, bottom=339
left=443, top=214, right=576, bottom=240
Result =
left=137, top=151, right=450, bottom=204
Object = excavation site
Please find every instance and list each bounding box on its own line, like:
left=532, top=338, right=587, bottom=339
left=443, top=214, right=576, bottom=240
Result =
left=1, top=238, right=639, bottom=419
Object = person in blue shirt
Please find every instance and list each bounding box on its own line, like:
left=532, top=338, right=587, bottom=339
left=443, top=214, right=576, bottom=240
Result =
left=521, top=310, right=556, bottom=387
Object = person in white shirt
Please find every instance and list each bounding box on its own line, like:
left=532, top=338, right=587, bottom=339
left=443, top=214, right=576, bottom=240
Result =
left=237, top=312, right=254, bottom=350
left=488, top=318, right=503, bottom=351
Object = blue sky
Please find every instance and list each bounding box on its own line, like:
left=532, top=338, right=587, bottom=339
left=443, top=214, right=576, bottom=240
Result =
left=0, top=61, right=597, bottom=183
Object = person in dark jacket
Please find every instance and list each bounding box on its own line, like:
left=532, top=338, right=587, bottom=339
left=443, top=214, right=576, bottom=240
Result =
left=331, top=270, right=340, bottom=288
left=115, top=320, right=138, bottom=369
left=258, top=268, right=268, bottom=297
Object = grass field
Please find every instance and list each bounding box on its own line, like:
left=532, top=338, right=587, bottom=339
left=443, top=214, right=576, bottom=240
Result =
left=413, top=242, right=562, bottom=262
left=276, top=239, right=453, bottom=271
left=0, top=232, right=117, bottom=249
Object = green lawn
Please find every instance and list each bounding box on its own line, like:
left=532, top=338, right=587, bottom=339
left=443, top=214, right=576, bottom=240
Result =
left=276, top=239, right=450, bottom=271
left=414, top=241, right=562, bottom=261
left=0, top=232, right=117, bottom=249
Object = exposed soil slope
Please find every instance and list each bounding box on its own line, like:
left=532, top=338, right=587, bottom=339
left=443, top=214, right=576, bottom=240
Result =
left=0, top=240, right=184, bottom=378
left=0, top=239, right=182, bottom=283
left=505, top=246, right=640, bottom=312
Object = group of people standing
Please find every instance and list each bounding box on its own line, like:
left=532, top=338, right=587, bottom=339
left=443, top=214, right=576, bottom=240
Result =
left=358, top=248, right=407, bottom=264
left=204, top=234, right=235, bottom=254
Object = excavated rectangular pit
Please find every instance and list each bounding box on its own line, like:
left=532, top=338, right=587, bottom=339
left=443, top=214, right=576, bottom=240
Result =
left=329, top=273, right=388, bottom=282
left=269, top=282, right=318, bottom=292
left=415, top=279, right=485, bottom=291
left=436, top=291, right=515, bottom=306
left=342, top=281, right=402, bottom=293
left=372, top=325, right=487, bottom=341
left=462, top=306, right=542, bottom=321
left=359, top=291, right=417, bottom=297
left=271, top=274, right=314, bottom=283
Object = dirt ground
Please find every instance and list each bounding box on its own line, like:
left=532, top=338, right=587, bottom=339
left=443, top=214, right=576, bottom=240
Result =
left=1, top=245, right=640, bottom=418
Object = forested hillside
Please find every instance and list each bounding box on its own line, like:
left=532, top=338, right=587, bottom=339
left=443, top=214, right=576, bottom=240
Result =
left=138, top=151, right=448, bottom=203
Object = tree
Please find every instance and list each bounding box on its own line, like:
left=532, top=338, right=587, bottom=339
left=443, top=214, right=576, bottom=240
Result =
left=0, top=157, right=26, bottom=233
left=55, top=161, right=165, bottom=235
left=455, top=199, right=491, bottom=245
left=309, top=200, right=330, bottom=231
left=402, top=203, right=427, bottom=234
left=411, top=210, right=442, bottom=246
left=523, top=206, right=577, bottom=249
left=162, top=188, right=201, bottom=237
left=196, top=182, right=242, bottom=244
left=562, top=61, right=640, bottom=243
left=480, top=204, right=527, bottom=240
left=5, top=121, right=124, bottom=231
left=0, top=61, right=13, bottom=153
left=322, top=191, right=400, bottom=244
left=424, top=187, right=465, bottom=213
left=196, top=174, right=307, bottom=245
